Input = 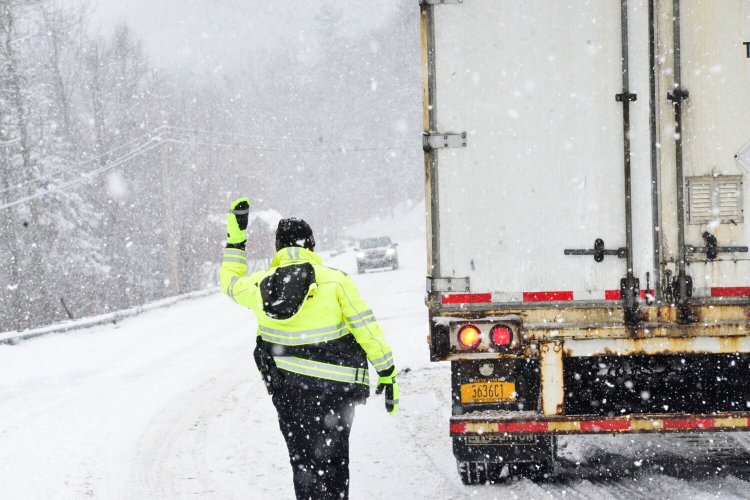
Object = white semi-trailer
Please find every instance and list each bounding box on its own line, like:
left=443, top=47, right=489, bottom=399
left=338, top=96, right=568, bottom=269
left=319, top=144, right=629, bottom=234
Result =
left=421, top=0, right=750, bottom=483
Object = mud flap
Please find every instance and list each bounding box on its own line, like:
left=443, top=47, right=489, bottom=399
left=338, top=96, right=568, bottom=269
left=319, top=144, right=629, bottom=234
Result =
left=453, top=434, right=556, bottom=482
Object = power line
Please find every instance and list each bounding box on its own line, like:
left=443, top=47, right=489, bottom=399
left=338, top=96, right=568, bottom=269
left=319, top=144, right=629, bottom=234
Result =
left=0, top=124, right=417, bottom=196
left=167, top=125, right=421, bottom=145
left=0, top=141, right=162, bottom=211
left=162, top=137, right=414, bottom=153
left=165, top=126, right=319, bottom=143
left=0, top=126, right=419, bottom=210
left=0, top=127, right=167, bottom=196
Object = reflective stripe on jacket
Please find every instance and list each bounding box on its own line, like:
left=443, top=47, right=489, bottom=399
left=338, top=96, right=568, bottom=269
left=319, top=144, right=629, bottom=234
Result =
left=220, top=246, right=394, bottom=398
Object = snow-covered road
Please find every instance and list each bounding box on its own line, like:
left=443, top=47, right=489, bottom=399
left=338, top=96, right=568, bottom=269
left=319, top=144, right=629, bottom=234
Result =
left=3, top=236, right=750, bottom=499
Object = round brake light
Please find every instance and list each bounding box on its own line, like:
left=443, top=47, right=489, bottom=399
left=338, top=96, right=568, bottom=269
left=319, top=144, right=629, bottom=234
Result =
left=457, top=324, right=481, bottom=349
left=490, top=324, right=513, bottom=347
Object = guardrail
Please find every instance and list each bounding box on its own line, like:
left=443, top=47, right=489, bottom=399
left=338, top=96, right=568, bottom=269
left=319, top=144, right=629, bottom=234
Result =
left=0, top=287, right=219, bottom=345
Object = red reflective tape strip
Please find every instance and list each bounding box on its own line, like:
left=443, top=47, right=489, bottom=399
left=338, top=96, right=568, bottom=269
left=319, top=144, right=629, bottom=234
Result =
left=662, top=418, right=714, bottom=430
left=450, top=423, right=467, bottom=434
left=579, top=419, right=631, bottom=432
left=497, top=421, right=549, bottom=433
left=605, top=290, right=621, bottom=300
left=711, top=287, right=750, bottom=298
left=441, top=293, right=492, bottom=304
left=452, top=417, right=750, bottom=434
left=523, top=291, right=574, bottom=302
left=606, top=290, right=654, bottom=300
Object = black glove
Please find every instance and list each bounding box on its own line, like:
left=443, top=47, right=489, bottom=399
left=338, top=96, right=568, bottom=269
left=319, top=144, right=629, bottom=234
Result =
left=233, top=199, right=249, bottom=231
left=375, top=366, right=399, bottom=414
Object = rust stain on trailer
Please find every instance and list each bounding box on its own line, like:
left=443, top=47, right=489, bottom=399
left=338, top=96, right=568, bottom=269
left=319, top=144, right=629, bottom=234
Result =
left=714, top=417, right=749, bottom=429
left=420, top=6, right=430, bottom=132
left=548, top=420, right=579, bottom=432
left=540, top=341, right=564, bottom=416
left=465, top=422, right=497, bottom=435
left=563, top=336, right=750, bottom=357
left=718, top=336, right=741, bottom=353
left=630, top=419, right=663, bottom=431
left=692, top=305, right=749, bottom=323
left=528, top=322, right=748, bottom=342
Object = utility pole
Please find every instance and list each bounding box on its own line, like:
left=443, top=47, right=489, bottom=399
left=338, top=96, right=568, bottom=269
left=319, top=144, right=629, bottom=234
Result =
left=159, top=139, right=181, bottom=295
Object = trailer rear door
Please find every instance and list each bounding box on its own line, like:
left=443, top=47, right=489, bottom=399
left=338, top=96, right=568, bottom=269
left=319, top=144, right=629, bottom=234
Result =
left=656, top=0, right=750, bottom=298
left=426, top=1, right=654, bottom=300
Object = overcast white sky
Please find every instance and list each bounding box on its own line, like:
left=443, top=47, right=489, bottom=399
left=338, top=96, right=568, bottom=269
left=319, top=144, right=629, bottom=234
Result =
left=85, top=0, right=400, bottom=71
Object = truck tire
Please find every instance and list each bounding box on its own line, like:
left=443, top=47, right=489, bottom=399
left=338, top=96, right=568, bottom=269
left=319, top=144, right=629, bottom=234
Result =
left=457, top=460, right=488, bottom=485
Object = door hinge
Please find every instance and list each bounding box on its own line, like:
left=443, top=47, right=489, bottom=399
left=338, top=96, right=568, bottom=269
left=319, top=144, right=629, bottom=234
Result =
left=667, top=88, right=689, bottom=102
left=615, top=92, right=637, bottom=102
left=423, top=132, right=467, bottom=151
left=427, top=276, right=470, bottom=293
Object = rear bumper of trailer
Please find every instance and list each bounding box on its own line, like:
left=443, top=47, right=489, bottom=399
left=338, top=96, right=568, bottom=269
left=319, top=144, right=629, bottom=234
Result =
left=450, top=412, right=750, bottom=436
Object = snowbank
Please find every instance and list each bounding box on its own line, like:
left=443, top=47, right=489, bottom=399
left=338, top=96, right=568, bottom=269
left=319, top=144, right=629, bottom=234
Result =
left=0, top=288, right=218, bottom=345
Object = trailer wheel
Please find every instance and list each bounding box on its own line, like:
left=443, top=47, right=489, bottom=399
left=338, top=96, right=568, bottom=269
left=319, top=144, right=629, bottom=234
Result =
left=457, top=460, right=488, bottom=485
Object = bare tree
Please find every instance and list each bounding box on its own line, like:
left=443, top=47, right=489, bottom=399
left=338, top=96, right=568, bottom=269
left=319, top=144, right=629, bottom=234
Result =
left=39, top=2, right=89, bottom=143
left=0, top=1, right=46, bottom=330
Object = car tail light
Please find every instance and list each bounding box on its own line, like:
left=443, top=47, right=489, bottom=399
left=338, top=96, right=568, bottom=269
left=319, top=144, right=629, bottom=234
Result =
left=457, top=324, right=481, bottom=349
left=490, top=324, right=513, bottom=347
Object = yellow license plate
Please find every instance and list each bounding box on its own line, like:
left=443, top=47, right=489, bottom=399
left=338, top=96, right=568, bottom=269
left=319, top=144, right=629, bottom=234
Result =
left=460, top=380, right=517, bottom=404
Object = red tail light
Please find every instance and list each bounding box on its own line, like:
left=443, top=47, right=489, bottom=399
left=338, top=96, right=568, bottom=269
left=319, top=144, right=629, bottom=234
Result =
left=490, top=324, right=513, bottom=347
left=457, top=324, right=482, bottom=349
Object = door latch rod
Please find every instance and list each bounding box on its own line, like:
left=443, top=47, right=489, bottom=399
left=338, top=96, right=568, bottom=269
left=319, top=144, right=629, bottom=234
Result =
left=564, top=239, right=628, bottom=262
left=688, top=232, right=748, bottom=261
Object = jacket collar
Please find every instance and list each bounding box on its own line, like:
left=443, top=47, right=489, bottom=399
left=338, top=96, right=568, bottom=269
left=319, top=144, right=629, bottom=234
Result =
left=271, top=246, right=322, bottom=267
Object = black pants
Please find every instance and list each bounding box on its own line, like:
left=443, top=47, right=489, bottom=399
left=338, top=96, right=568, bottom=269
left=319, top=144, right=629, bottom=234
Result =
left=272, top=386, right=357, bottom=500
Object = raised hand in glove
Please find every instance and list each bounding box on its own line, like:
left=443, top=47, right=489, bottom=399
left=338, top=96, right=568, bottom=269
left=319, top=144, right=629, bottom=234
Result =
left=226, top=197, right=250, bottom=248
left=375, top=366, right=399, bottom=415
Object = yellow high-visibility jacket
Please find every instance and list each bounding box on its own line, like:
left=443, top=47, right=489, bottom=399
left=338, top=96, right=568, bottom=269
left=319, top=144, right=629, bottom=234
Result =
left=220, top=245, right=394, bottom=399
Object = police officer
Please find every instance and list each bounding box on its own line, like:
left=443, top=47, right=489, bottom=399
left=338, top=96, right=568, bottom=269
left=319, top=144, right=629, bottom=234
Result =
left=219, top=197, right=399, bottom=500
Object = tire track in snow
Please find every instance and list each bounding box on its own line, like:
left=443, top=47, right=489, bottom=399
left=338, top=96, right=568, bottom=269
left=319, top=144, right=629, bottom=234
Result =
left=125, top=345, right=288, bottom=499
left=554, top=433, right=750, bottom=500
left=129, top=373, right=245, bottom=498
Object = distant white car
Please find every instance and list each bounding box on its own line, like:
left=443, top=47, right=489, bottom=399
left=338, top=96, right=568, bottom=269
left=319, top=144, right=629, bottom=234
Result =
left=355, top=236, right=398, bottom=273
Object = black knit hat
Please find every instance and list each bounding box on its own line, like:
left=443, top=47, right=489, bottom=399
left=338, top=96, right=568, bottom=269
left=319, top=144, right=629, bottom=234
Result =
left=275, top=217, right=315, bottom=251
